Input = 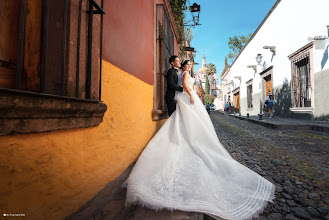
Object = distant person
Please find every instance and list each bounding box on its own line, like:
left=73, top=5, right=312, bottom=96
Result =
left=225, top=102, right=230, bottom=114
left=206, top=103, right=210, bottom=114
left=265, top=92, right=275, bottom=118
left=228, top=101, right=232, bottom=114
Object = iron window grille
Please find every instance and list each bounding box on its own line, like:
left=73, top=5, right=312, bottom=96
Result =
left=3, top=0, right=105, bottom=101
left=155, top=4, right=174, bottom=115
left=247, top=84, right=253, bottom=108
left=291, top=56, right=311, bottom=108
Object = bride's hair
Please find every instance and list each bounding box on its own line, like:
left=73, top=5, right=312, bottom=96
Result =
left=180, top=59, right=190, bottom=69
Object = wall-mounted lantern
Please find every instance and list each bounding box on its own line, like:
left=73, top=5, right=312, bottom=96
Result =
left=184, top=3, right=201, bottom=27
left=256, top=54, right=263, bottom=65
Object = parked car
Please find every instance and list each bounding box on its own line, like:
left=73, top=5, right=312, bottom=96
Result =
left=210, top=104, right=216, bottom=111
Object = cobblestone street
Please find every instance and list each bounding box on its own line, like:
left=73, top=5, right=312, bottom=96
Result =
left=208, top=112, right=329, bottom=220
left=68, top=112, right=329, bottom=220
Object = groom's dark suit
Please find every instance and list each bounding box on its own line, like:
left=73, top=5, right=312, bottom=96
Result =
left=165, top=67, right=183, bottom=117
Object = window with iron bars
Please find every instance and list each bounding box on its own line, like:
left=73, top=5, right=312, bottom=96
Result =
left=247, top=84, right=253, bottom=108
left=0, top=0, right=105, bottom=101
left=0, top=0, right=106, bottom=135
left=291, top=56, right=311, bottom=108
left=152, top=4, right=174, bottom=120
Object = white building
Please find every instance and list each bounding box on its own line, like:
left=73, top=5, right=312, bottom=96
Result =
left=224, top=0, right=329, bottom=120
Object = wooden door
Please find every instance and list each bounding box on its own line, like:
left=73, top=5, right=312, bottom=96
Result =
left=234, top=92, right=240, bottom=113
left=264, top=74, right=272, bottom=96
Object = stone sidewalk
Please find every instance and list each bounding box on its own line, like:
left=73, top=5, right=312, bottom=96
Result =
left=65, top=163, right=205, bottom=220
left=217, top=111, right=329, bottom=134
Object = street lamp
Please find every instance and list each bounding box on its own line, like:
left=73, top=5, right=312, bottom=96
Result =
left=256, top=54, right=263, bottom=65
left=184, top=3, right=201, bottom=27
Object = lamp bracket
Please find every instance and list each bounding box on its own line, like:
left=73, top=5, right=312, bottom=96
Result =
left=247, top=65, right=257, bottom=73
left=263, top=46, right=276, bottom=55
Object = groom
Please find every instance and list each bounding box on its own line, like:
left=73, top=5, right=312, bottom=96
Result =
left=165, top=55, right=184, bottom=117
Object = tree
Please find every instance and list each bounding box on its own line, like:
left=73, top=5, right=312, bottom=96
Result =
left=205, top=73, right=210, bottom=95
left=205, top=63, right=216, bottom=75
left=227, top=33, right=252, bottom=64
left=205, top=63, right=216, bottom=95
left=221, top=56, right=230, bottom=77
left=204, top=94, right=215, bottom=105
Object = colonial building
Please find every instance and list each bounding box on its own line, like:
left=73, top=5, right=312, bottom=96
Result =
left=196, top=54, right=208, bottom=89
left=223, top=0, right=329, bottom=120
left=0, top=0, right=182, bottom=219
left=195, top=54, right=218, bottom=95
left=221, top=67, right=232, bottom=109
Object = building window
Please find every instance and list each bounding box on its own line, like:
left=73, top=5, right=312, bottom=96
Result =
left=0, top=0, right=107, bottom=135
left=289, top=42, right=313, bottom=108
left=291, top=57, right=311, bottom=107
left=153, top=4, right=174, bottom=120
left=247, top=84, right=253, bottom=108
left=1, top=0, right=105, bottom=100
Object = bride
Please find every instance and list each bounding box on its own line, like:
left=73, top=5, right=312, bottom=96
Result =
left=123, top=59, right=275, bottom=220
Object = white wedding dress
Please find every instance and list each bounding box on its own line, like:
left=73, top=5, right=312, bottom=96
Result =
left=123, top=71, right=275, bottom=220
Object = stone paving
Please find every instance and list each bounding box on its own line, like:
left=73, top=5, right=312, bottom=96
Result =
left=227, top=112, right=329, bottom=134
left=67, top=112, right=329, bottom=220
left=209, top=112, right=329, bottom=220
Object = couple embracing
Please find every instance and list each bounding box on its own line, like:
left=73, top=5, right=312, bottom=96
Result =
left=123, top=55, right=275, bottom=220
left=165, top=55, right=194, bottom=117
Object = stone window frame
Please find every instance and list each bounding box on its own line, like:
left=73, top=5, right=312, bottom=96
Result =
left=152, top=0, right=180, bottom=121
left=288, top=42, right=314, bottom=114
left=0, top=0, right=107, bottom=136
left=246, top=79, right=253, bottom=110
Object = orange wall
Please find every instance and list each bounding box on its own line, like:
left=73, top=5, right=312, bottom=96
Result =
left=102, top=0, right=154, bottom=85
left=102, top=0, right=181, bottom=85
left=0, top=60, right=166, bottom=219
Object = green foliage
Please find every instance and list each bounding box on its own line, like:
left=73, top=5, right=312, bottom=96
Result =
left=184, top=28, right=193, bottom=43
left=205, top=73, right=210, bottom=95
left=169, top=0, right=187, bottom=43
left=227, top=33, right=252, bottom=64
left=204, top=94, right=215, bottom=105
left=221, top=56, right=230, bottom=77
left=169, top=0, right=188, bottom=58
left=205, top=63, right=216, bottom=75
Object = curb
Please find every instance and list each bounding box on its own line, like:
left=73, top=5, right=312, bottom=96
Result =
left=214, top=111, right=329, bottom=134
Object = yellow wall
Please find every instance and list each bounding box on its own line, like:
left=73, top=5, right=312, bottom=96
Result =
left=0, top=60, right=166, bottom=219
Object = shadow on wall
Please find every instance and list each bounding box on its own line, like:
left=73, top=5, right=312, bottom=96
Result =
left=151, top=119, right=167, bottom=139
left=321, top=45, right=328, bottom=70
left=274, top=79, right=292, bottom=117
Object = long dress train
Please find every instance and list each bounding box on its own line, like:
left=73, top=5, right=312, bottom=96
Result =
left=123, top=71, right=275, bottom=220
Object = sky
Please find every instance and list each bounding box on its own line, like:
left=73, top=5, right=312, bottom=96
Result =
left=185, top=0, right=277, bottom=83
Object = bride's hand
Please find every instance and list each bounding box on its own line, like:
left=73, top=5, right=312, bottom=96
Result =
left=190, top=96, right=194, bottom=104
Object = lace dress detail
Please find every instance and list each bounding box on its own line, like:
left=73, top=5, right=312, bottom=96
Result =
left=123, top=70, right=275, bottom=220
